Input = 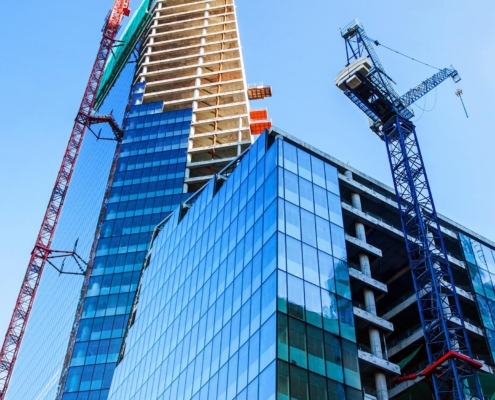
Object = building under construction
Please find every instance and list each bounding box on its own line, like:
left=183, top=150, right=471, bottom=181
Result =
left=1, top=1, right=494, bottom=400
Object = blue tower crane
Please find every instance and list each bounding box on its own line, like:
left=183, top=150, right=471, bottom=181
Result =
left=335, top=20, right=483, bottom=400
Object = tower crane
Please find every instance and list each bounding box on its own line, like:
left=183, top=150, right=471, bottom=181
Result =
left=335, top=20, right=483, bottom=400
left=0, top=1, right=130, bottom=398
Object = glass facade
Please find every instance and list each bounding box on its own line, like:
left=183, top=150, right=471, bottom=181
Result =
left=459, top=232, right=495, bottom=363
left=107, top=133, right=360, bottom=399
left=275, top=139, right=361, bottom=400
left=61, top=85, right=192, bottom=399
left=5, top=62, right=137, bottom=400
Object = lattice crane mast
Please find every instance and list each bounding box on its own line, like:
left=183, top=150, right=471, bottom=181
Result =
left=335, top=20, right=483, bottom=400
left=0, top=1, right=130, bottom=398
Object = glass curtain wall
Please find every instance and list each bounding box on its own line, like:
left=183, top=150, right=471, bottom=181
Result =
left=459, top=232, right=495, bottom=363
left=61, top=93, right=192, bottom=400
left=275, top=139, right=361, bottom=400
left=108, top=132, right=277, bottom=399
left=5, top=61, right=137, bottom=400
left=108, top=132, right=361, bottom=400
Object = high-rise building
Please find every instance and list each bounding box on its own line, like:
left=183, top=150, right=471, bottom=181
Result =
left=106, top=130, right=361, bottom=400
left=55, top=0, right=267, bottom=399
left=138, top=0, right=255, bottom=194
left=3, top=1, right=495, bottom=400
left=103, top=128, right=495, bottom=400
left=4, top=0, right=265, bottom=399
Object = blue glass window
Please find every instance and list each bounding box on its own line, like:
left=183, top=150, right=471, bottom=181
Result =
left=285, top=202, right=301, bottom=240
left=302, top=244, right=319, bottom=286
left=283, top=142, right=297, bottom=174
left=299, top=178, right=314, bottom=213
left=284, top=170, right=299, bottom=206
left=286, top=236, right=303, bottom=278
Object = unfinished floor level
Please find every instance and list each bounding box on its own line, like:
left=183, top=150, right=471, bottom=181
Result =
left=137, top=0, right=252, bottom=193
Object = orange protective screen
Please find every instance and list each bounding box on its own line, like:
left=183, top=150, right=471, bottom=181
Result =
left=250, top=122, right=272, bottom=135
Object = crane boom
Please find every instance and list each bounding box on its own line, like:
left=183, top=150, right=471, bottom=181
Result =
left=0, top=1, right=130, bottom=398
left=336, top=20, right=483, bottom=400
left=400, top=67, right=460, bottom=108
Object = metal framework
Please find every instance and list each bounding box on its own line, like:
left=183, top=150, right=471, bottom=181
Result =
left=0, top=1, right=130, bottom=398
left=382, top=116, right=482, bottom=398
left=45, top=243, right=88, bottom=276
left=337, top=20, right=483, bottom=399
left=400, top=68, right=460, bottom=108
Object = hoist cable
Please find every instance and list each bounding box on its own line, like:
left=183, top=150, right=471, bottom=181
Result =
left=363, top=35, right=441, bottom=71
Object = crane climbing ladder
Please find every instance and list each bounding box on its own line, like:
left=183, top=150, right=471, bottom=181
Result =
left=336, top=20, right=483, bottom=400
left=0, top=1, right=131, bottom=398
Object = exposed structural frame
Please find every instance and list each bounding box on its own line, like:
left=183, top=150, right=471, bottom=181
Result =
left=382, top=116, right=483, bottom=398
left=0, top=1, right=130, bottom=398
left=336, top=20, right=483, bottom=399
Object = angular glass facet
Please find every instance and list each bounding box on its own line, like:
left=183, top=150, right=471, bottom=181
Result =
left=107, top=135, right=358, bottom=399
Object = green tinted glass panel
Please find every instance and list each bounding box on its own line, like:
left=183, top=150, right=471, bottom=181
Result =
left=95, top=0, right=152, bottom=108
left=459, top=232, right=476, bottom=265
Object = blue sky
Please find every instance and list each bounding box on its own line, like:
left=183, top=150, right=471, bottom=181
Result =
left=0, top=0, right=494, bottom=349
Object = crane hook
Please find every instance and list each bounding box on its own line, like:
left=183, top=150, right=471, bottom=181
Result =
left=455, top=88, right=469, bottom=118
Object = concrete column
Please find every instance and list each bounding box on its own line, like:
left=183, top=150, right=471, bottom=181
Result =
left=355, top=222, right=366, bottom=241
left=346, top=170, right=389, bottom=400
left=359, top=253, right=372, bottom=277
left=238, top=117, right=243, bottom=155
left=141, top=14, right=159, bottom=82
left=364, top=289, right=377, bottom=315
left=369, top=327, right=383, bottom=357
left=375, top=372, right=389, bottom=400
left=183, top=166, right=190, bottom=193
left=351, top=192, right=362, bottom=210
left=187, top=2, right=209, bottom=189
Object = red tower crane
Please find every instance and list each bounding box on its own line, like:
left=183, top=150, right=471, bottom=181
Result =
left=0, top=1, right=130, bottom=398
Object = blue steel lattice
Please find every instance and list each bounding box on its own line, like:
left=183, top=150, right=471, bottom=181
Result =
left=340, top=20, right=460, bottom=128
left=338, top=20, right=483, bottom=400
left=399, top=68, right=460, bottom=108
left=382, top=116, right=482, bottom=399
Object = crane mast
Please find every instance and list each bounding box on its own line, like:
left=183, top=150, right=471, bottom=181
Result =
left=336, top=20, right=483, bottom=400
left=0, top=1, right=130, bottom=398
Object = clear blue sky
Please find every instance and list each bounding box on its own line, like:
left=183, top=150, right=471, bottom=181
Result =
left=0, top=0, right=494, bottom=345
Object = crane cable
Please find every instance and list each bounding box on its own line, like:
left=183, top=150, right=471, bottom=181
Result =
left=363, top=35, right=441, bottom=71
left=366, top=34, right=440, bottom=119
left=412, top=87, right=438, bottom=123
left=363, top=34, right=469, bottom=118
left=415, top=87, right=438, bottom=113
